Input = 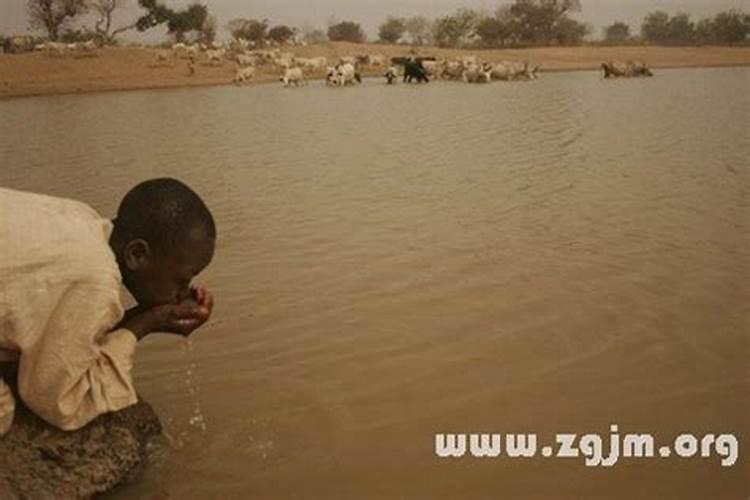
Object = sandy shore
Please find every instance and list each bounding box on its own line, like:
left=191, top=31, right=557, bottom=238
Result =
left=1, top=41, right=749, bottom=100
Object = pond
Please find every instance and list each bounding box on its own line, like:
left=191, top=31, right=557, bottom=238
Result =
left=1, top=67, right=748, bottom=498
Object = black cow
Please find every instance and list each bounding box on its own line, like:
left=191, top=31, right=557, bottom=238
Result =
left=403, top=60, right=429, bottom=83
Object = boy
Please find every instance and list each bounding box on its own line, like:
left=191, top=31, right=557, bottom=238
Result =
left=0, top=178, right=215, bottom=434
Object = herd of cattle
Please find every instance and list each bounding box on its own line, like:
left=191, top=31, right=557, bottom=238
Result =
left=215, top=48, right=651, bottom=87
left=386, top=56, right=542, bottom=84
left=239, top=52, right=545, bottom=87
left=218, top=48, right=546, bottom=87
left=28, top=40, right=99, bottom=57
left=141, top=42, right=551, bottom=87
left=5, top=37, right=655, bottom=86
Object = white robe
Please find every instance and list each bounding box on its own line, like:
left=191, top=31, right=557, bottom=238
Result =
left=0, top=187, right=138, bottom=434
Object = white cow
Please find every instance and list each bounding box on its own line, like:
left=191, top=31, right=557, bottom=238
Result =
left=490, top=61, right=540, bottom=81
left=460, top=55, right=478, bottom=67
left=78, top=40, right=97, bottom=56
left=440, top=60, right=464, bottom=80
left=236, top=53, right=256, bottom=67
left=294, top=56, right=326, bottom=71
left=173, top=42, right=198, bottom=59
left=420, top=60, right=440, bottom=79
left=35, top=41, right=65, bottom=57
left=280, top=67, right=305, bottom=87
left=205, top=48, right=225, bottom=65
left=462, top=63, right=492, bottom=83
left=517, top=62, right=541, bottom=80
left=185, top=44, right=200, bottom=58
left=332, top=63, right=360, bottom=86
left=151, top=49, right=173, bottom=66
left=250, top=50, right=276, bottom=65
left=489, top=61, right=514, bottom=81
left=234, top=66, right=256, bottom=84
left=274, top=51, right=294, bottom=68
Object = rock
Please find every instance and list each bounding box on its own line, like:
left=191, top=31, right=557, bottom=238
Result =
left=0, top=371, right=161, bottom=499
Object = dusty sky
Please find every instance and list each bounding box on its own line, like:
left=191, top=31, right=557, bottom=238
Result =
left=1, top=0, right=746, bottom=41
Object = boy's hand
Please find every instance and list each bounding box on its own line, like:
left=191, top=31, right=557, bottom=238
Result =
left=147, top=299, right=210, bottom=337
left=121, top=287, right=214, bottom=340
left=191, top=285, right=213, bottom=311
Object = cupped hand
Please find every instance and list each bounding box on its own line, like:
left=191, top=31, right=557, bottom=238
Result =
left=153, top=299, right=211, bottom=336
left=124, top=287, right=215, bottom=339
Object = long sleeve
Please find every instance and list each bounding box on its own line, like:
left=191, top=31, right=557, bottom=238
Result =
left=16, top=278, right=139, bottom=431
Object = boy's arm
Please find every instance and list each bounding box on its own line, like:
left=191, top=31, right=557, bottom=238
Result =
left=118, top=286, right=214, bottom=340
left=17, top=278, right=139, bottom=431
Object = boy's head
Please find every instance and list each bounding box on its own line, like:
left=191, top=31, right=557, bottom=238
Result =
left=110, top=178, right=216, bottom=308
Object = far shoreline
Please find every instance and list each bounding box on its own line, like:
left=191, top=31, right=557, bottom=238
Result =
left=1, top=42, right=749, bottom=101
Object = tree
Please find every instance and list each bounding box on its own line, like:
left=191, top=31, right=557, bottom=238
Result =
left=553, top=17, right=589, bottom=45
left=135, top=0, right=172, bottom=32
left=508, top=0, right=582, bottom=45
left=404, top=16, right=432, bottom=45
left=475, top=17, right=502, bottom=47
left=666, top=12, right=695, bottom=44
left=641, top=11, right=699, bottom=45
left=227, top=18, right=269, bottom=44
left=268, top=25, right=295, bottom=43
left=641, top=10, right=670, bottom=43
left=135, top=0, right=208, bottom=42
left=694, top=18, right=714, bottom=44
left=432, top=8, right=481, bottom=47
left=711, top=10, right=748, bottom=44
left=475, top=16, right=511, bottom=47
left=166, top=3, right=207, bottom=42
left=91, top=0, right=138, bottom=44
left=300, top=24, right=327, bottom=44
left=27, top=0, right=88, bottom=41
left=198, top=13, right=217, bottom=43
left=327, top=21, right=365, bottom=43
left=604, top=21, right=630, bottom=44
left=378, top=16, right=406, bottom=44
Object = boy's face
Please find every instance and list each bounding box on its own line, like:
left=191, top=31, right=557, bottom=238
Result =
left=122, top=230, right=215, bottom=308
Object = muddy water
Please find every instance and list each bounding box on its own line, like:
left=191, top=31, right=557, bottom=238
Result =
left=1, top=67, right=748, bottom=499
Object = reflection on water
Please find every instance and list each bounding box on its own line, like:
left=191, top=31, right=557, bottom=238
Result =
left=1, top=68, right=748, bottom=499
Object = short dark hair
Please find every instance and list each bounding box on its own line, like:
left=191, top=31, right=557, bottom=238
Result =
left=114, top=178, right=216, bottom=253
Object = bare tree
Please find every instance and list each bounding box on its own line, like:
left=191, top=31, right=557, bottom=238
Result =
left=91, top=0, right=137, bottom=43
left=27, top=0, right=88, bottom=40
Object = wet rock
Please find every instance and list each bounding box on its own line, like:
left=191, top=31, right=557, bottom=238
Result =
left=0, top=376, right=161, bottom=500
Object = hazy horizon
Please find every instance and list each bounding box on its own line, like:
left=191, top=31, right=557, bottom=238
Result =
left=1, top=0, right=746, bottom=42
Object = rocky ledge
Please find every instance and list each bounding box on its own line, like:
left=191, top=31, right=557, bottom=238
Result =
left=0, top=373, right=161, bottom=499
